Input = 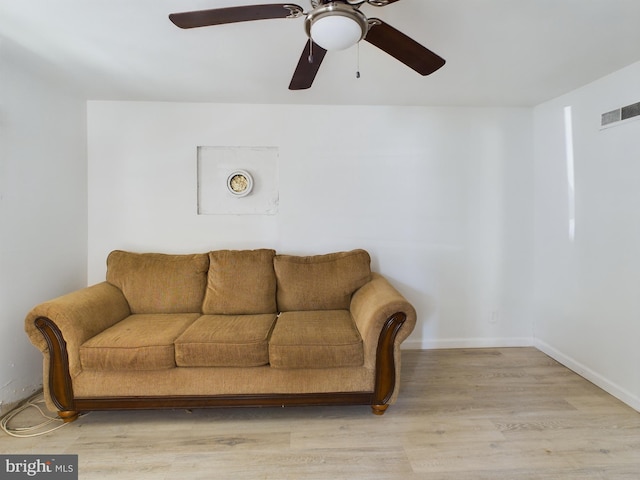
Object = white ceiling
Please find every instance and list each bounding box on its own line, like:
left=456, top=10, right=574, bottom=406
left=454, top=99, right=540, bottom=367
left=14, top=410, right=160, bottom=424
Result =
left=2, top=0, right=640, bottom=107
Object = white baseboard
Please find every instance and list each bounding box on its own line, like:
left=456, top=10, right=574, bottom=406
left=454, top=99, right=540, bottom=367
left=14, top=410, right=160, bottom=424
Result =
left=402, top=337, right=534, bottom=350
left=534, top=339, right=640, bottom=413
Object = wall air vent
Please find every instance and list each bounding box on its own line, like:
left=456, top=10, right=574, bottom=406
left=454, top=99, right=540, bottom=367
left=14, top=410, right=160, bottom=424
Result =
left=621, top=102, right=640, bottom=121
left=601, top=108, right=621, bottom=126
left=601, top=101, right=640, bottom=128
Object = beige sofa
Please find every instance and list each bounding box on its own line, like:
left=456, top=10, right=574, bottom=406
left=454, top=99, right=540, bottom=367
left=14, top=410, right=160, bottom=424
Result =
left=25, top=249, right=416, bottom=422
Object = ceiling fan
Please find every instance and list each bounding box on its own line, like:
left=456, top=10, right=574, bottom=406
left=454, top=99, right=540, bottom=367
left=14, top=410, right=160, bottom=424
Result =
left=169, top=0, right=446, bottom=90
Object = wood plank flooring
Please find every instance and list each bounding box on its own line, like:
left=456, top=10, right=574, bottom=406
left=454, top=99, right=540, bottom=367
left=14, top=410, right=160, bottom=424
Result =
left=2, top=348, right=639, bottom=479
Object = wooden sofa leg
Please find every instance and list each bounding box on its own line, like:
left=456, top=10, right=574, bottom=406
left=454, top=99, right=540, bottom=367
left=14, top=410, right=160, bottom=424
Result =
left=58, top=411, right=79, bottom=423
left=371, top=404, right=389, bottom=416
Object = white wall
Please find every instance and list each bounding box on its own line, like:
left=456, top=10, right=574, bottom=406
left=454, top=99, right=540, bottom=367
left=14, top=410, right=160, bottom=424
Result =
left=88, top=102, right=534, bottom=350
left=533, top=61, right=640, bottom=411
left=0, top=37, right=88, bottom=414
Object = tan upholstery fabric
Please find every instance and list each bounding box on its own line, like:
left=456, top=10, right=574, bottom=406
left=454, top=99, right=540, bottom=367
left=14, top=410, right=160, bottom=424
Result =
left=202, top=249, right=276, bottom=314
left=175, top=314, right=277, bottom=367
left=274, top=249, right=371, bottom=311
left=73, top=365, right=375, bottom=398
left=106, top=250, right=209, bottom=314
left=24, top=282, right=131, bottom=380
left=350, top=273, right=418, bottom=404
left=269, top=310, right=363, bottom=369
left=80, top=314, right=199, bottom=371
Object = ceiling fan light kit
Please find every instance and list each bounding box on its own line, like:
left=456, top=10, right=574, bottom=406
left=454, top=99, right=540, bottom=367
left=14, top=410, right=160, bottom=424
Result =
left=305, top=3, right=368, bottom=51
left=169, top=0, right=445, bottom=90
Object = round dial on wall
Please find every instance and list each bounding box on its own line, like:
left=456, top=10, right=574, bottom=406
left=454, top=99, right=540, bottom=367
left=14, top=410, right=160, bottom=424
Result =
left=226, top=170, right=253, bottom=197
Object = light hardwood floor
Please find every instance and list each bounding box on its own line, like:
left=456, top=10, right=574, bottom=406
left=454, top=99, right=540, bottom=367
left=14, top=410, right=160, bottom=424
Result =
left=2, top=348, right=639, bottom=479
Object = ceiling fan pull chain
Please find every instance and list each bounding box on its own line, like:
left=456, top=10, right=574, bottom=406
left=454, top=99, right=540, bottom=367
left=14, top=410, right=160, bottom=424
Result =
left=308, top=41, right=314, bottom=64
left=356, top=42, right=361, bottom=78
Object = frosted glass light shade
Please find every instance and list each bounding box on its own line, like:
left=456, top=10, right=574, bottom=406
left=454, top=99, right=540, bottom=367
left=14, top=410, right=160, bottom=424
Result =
left=305, top=4, right=368, bottom=51
left=310, top=15, right=365, bottom=51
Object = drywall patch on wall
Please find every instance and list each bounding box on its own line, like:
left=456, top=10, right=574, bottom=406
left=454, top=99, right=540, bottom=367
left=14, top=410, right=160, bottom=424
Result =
left=197, top=146, right=279, bottom=215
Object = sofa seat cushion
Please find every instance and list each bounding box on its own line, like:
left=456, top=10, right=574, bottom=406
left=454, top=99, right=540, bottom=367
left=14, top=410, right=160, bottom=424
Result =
left=174, top=314, right=277, bottom=367
left=268, top=310, right=364, bottom=369
left=79, top=314, right=199, bottom=371
left=274, top=249, right=372, bottom=311
left=202, top=249, right=276, bottom=315
left=106, top=250, right=209, bottom=314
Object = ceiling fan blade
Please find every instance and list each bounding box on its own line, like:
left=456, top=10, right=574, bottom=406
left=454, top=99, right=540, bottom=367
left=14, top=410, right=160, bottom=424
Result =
left=364, top=19, right=445, bottom=75
left=169, top=4, right=303, bottom=29
left=367, top=0, right=403, bottom=6
left=289, top=40, right=328, bottom=90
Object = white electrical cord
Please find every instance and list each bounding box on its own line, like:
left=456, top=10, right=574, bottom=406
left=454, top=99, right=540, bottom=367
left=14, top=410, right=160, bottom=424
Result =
left=0, top=392, right=75, bottom=437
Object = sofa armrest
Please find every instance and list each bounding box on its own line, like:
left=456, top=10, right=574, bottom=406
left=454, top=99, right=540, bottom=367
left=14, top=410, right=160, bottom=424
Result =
left=350, top=273, right=417, bottom=406
left=351, top=273, right=417, bottom=367
left=25, top=282, right=131, bottom=379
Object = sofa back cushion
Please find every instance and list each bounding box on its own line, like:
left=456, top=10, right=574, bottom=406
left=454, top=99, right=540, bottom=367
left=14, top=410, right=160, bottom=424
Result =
left=274, top=249, right=372, bottom=311
left=202, top=249, right=277, bottom=314
left=106, top=250, right=209, bottom=314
